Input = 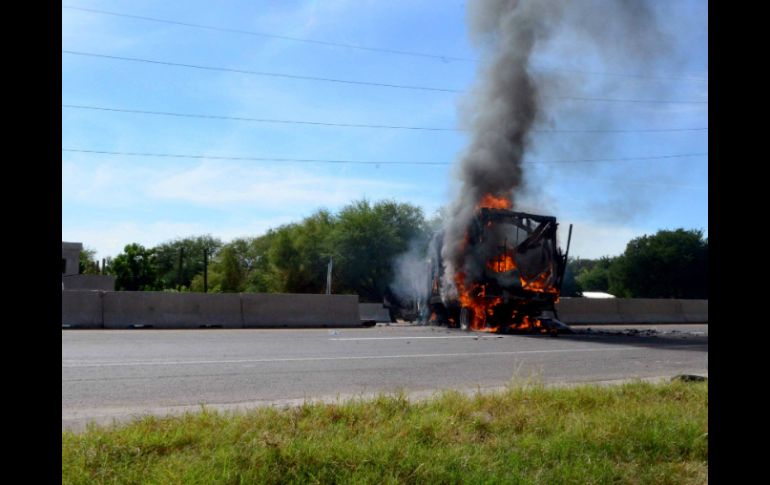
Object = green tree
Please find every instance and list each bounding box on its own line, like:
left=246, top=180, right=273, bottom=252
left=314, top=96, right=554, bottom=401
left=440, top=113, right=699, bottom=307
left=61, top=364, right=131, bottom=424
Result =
left=153, top=236, right=222, bottom=290
left=287, top=210, right=336, bottom=293
left=250, top=210, right=338, bottom=294
left=267, top=224, right=303, bottom=292
left=568, top=258, right=599, bottom=277
left=329, top=200, right=427, bottom=302
left=219, top=245, right=245, bottom=292
left=78, top=247, right=100, bottom=275
left=575, top=256, right=614, bottom=293
left=140, top=199, right=428, bottom=300
left=190, top=272, right=223, bottom=293
left=608, top=229, right=708, bottom=298
left=244, top=231, right=281, bottom=292
left=108, top=243, right=158, bottom=291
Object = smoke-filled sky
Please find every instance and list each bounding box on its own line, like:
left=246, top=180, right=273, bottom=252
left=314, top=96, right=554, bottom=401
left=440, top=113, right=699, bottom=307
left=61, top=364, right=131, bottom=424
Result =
left=62, top=0, right=707, bottom=260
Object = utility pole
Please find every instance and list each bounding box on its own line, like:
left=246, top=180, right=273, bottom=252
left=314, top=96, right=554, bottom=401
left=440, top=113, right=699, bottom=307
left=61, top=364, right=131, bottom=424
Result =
left=326, top=256, right=333, bottom=295
left=203, top=248, right=208, bottom=293
left=177, top=247, right=185, bottom=289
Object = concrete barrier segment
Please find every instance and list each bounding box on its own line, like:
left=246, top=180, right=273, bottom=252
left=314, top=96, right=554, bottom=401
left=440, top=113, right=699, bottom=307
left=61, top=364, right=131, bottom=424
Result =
left=241, top=293, right=361, bottom=328
left=359, top=303, right=392, bottom=323
left=62, top=290, right=104, bottom=328
left=102, top=292, right=243, bottom=329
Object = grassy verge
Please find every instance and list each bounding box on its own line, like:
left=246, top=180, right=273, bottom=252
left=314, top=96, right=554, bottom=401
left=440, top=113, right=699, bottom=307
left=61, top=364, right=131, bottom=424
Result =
left=62, top=381, right=707, bottom=484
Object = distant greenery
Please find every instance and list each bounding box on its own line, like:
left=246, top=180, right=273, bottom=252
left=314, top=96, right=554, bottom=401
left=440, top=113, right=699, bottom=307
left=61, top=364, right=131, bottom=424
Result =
left=104, top=200, right=428, bottom=302
left=62, top=380, right=708, bottom=484
left=78, top=247, right=100, bottom=275
left=609, top=229, right=708, bottom=298
left=566, top=229, right=708, bottom=299
left=153, top=236, right=223, bottom=290
left=108, top=243, right=159, bottom=291
left=100, top=200, right=707, bottom=300
left=569, top=256, right=614, bottom=295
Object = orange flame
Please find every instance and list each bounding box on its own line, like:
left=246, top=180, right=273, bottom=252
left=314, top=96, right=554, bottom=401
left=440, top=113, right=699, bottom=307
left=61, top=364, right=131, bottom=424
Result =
left=477, top=194, right=512, bottom=210
left=487, top=254, right=516, bottom=272
left=449, top=199, right=561, bottom=333
left=487, top=251, right=558, bottom=295
left=515, top=315, right=543, bottom=331
left=521, top=271, right=558, bottom=294
left=454, top=272, right=502, bottom=331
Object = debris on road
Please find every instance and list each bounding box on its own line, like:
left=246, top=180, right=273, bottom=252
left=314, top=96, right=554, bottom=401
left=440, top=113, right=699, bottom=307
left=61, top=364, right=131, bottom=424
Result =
left=672, top=374, right=707, bottom=383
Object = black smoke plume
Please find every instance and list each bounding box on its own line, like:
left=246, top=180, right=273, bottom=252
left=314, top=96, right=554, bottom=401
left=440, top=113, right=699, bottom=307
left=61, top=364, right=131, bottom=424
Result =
left=441, top=0, right=672, bottom=299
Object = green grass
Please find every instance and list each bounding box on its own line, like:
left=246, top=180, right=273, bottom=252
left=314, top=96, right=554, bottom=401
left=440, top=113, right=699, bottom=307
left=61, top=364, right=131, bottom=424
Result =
left=62, top=380, right=707, bottom=484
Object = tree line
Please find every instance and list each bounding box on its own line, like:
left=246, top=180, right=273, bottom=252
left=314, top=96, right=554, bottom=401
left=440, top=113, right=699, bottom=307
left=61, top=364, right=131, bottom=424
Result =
left=561, top=228, right=708, bottom=299
left=82, top=199, right=708, bottom=300
left=90, top=200, right=429, bottom=302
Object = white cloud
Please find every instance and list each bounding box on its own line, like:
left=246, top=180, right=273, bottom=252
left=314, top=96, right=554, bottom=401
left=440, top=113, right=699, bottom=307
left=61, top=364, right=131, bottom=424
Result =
left=62, top=158, right=436, bottom=259
left=149, top=162, right=418, bottom=208
left=63, top=158, right=421, bottom=209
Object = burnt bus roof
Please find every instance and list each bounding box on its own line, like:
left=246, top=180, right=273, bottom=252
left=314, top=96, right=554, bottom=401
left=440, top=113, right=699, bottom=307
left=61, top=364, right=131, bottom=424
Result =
left=471, top=209, right=559, bottom=241
left=429, top=209, right=559, bottom=259
left=476, top=208, right=557, bottom=224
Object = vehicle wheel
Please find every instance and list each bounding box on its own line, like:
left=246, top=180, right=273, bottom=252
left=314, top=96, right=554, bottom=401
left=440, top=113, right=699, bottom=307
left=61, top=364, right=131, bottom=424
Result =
left=459, top=307, right=473, bottom=331
left=428, top=304, right=446, bottom=325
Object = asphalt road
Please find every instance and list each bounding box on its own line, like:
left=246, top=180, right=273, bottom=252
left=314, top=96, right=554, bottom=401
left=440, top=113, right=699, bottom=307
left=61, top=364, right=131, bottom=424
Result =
left=62, top=324, right=708, bottom=431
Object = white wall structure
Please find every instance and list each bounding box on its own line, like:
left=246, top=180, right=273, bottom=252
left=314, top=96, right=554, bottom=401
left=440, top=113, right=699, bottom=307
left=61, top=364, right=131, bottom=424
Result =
left=61, top=241, right=82, bottom=277
left=61, top=241, right=115, bottom=291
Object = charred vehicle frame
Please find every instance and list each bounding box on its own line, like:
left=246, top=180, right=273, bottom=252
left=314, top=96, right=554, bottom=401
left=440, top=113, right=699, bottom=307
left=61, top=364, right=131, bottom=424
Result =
left=427, top=208, right=572, bottom=334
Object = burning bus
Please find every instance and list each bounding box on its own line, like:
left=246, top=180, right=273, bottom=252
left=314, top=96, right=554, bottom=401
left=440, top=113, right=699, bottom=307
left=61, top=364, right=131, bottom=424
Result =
left=427, top=205, right=572, bottom=334
left=403, top=0, right=663, bottom=334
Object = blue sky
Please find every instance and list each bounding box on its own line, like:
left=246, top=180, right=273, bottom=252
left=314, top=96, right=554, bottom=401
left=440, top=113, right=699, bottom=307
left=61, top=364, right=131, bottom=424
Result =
left=62, top=1, right=708, bottom=260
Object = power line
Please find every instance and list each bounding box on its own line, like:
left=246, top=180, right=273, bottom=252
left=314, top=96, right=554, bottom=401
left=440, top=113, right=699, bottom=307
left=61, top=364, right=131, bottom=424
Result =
left=62, top=4, right=475, bottom=63
left=61, top=148, right=707, bottom=166
left=62, top=104, right=454, bottom=132
left=539, top=127, right=708, bottom=134
left=571, top=177, right=706, bottom=191
left=530, top=66, right=707, bottom=83
left=62, top=50, right=459, bottom=93
left=62, top=149, right=450, bottom=165
left=62, top=104, right=709, bottom=133
left=524, top=153, right=707, bottom=165
left=62, top=4, right=708, bottom=82
left=62, top=50, right=709, bottom=104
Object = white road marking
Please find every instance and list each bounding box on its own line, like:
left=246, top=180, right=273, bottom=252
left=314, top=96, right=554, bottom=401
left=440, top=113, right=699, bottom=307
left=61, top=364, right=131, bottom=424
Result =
left=62, top=347, right=637, bottom=368
left=329, top=336, right=496, bottom=341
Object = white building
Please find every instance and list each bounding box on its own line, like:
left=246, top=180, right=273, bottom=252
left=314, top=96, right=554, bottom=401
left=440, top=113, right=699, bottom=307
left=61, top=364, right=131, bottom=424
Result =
left=61, top=241, right=115, bottom=291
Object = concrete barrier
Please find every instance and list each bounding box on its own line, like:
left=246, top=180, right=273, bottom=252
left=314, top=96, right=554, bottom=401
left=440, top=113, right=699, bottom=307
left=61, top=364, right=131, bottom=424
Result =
left=103, top=292, right=243, bottom=329
left=242, top=293, right=360, bottom=328
left=680, top=299, right=708, bottom=322
left=62, top=290, right=104, bottom=328
left=62, top=275, right=115, bottom=291
left=359, top=303, right=392, bottom=323
left=617, top=298, right=686, bottom=323
left=555, top=298, right=622, bottom=324
left=556, top=298, right=707, bottom=324
left=63, top=290, right=705, bottom=329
